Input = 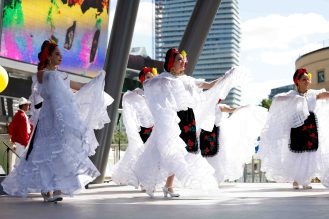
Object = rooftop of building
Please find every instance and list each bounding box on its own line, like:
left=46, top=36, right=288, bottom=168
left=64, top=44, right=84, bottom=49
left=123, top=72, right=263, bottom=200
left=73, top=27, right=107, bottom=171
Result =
left=295, top=46, right=329, bottom=63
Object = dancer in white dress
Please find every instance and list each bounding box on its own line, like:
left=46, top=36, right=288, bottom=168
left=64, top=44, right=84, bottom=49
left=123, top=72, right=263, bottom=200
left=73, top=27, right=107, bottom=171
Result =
left=200, top=102, right=267, bottom=183
left=111, top=67, right=157, bottom=187
left=134, top=48, right=244, bottom=197
left=259, top=68, right=329, bottom=189
left=1, top=40, right=113, bottom=202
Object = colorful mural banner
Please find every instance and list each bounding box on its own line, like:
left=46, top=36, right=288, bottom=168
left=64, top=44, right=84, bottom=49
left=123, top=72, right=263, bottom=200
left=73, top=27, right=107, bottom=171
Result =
left=0, top=0, right=109, bottom=76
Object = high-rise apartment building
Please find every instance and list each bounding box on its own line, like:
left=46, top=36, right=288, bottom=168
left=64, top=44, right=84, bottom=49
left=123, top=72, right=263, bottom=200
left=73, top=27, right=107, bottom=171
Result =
left=154, top=0, right=241, bottom=106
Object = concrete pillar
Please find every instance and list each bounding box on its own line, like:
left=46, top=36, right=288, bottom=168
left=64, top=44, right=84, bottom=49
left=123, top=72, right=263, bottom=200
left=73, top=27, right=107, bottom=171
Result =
left=91, top=0, right=141, bottom=183
left=179, top=0, right=222, bottom=76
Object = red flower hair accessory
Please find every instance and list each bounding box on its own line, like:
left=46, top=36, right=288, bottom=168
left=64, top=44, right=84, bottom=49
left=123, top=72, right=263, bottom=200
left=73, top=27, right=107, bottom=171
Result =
left=167, top=48, right=179, bottom=72
left=167, top=49, right=189, bottom=71
left=39, top=41, right=58, bottom=65
left=39, top=46, right=49, bottom=64
left=139, top=67, right=158, bottom=84
left=294, top=68, right=311, bottom=85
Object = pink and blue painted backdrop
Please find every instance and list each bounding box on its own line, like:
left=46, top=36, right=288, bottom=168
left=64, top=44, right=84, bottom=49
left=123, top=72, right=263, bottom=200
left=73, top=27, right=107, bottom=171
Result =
left=0, top=0, right=110, bottom=77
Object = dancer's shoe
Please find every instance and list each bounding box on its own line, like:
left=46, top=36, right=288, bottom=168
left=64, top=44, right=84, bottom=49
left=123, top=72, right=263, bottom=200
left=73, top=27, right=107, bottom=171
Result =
left=302, top=185, right=312, bottom=190
left=292, top=182, right=299, bottom=190
left=162, top=186, right=180, bottom=198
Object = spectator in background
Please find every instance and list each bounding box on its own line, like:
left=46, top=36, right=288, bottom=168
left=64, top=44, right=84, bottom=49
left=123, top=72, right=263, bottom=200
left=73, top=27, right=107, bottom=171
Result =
left=8, top=97, right=33, bottom=163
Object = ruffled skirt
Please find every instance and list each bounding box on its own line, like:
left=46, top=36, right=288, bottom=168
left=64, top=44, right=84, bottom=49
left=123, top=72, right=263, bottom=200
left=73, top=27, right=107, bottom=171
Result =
left=134, top=109, right=218, bottom=194
left=2, top=71, right=112, bottom=196
left=111, top=127, right=153, bottom=187
left=259, top=97, right=329, bottom=185
left=205, top=105, right=267, bottom=182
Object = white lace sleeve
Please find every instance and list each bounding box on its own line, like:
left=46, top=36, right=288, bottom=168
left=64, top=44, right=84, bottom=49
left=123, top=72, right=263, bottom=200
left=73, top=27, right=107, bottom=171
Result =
left=75, top=70, right=113, bottom=130
left=29, top=75, right=43, bottom=126
left=43, top=71, right=87, bottom=140
left=195, top=67, right=245, bottom=131
left=74, top=70, right=113, bottom=155
left=258, top=91, right=309, bottom=164
left=122, top=91, right=142, bottom=135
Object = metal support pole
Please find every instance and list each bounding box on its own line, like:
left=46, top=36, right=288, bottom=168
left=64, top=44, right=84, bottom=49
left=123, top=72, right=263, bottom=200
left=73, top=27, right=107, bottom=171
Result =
left=179, top=0, right=221, bottom=76
left=0, top=97, right=6, bottom=116
left=243, top=164, right=247, bottom=182
left=7, top=98, right=13, bottom=117
left=259, top=159, right=263, bottom=182
left=91, top=0, right=140, bottom=183
left=251, top=157, right=255, bottom=183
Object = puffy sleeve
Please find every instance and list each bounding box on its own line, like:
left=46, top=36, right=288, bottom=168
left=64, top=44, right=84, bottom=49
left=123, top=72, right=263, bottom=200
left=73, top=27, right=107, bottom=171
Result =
left=313, top=89, right=329, bottom=159
left=122, top=91, right=143, bottom=142
left=75, top=70, right=113, bottom=130
left=194, top=78, right=206, bottom=87
left=74, top=70, right=113, bottom=155
left=122, top=91, right=141, bottom=137
left=258, top=91, right=309, bottom=161
left=195, top=67, right=245, bottom=131
left=43, top=71, right=86, bottom=140
left=144, top=75, right=189, bottom=113
left=29, top=75, right=43, bottom=126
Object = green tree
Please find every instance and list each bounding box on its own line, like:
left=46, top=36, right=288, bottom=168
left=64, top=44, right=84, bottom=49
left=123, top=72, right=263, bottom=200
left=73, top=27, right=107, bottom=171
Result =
left=112, top=130, right=128, bottom=144
left=259, top=99, right=272, bottom=110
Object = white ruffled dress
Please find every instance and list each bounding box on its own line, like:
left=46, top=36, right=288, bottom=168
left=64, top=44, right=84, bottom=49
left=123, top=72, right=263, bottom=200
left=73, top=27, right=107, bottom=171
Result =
left=205, top=105, right=268, bottom=182
left=111, top=88, right=154, bottom=187
left=134, top=68, right=244, bottom=193
left=259, top=89, right=329, bottom=185
left=29, top=75, right=43, bottom=126
left=1, top=70, right=113, bottom=197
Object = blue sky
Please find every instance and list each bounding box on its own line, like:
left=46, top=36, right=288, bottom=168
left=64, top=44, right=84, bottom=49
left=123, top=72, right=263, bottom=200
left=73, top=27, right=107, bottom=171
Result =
left=109, top=0, right=329, bottom=104
left=239, top=0, right=329, bottom=104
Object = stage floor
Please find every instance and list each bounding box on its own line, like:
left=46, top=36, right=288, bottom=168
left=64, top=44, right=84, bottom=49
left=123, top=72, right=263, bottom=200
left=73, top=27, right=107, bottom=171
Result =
left=1, top=182, right=329, bottom=219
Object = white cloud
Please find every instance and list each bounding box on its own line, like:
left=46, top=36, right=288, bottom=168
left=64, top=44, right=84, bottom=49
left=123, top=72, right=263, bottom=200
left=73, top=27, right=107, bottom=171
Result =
left=131, top=1, right=154, bottom=56
left=108, top=0, right=153, bottom=36
left=107, top=0, right=154, bottom=56
left=239, top=12, right=329, bottom=105
left=108, top=0, right=117, bottom=31
left=134, top=2, right=154, bottom=37
left=241, top=13, right=329, bottom=51
left=237, top=13, right=327, bottom=104
left=241, top=78, right=292, bottom=105
left=259, top=42, right=324, bottom=65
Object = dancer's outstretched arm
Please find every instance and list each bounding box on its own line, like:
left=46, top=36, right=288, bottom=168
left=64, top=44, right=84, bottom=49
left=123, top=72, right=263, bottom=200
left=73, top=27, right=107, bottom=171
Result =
left=37, top=70, right=84, bottom=91
left=317, top=91, right=329, bottom=100
left=218, top=104, right=236, bottom=113
left=70, top=81, right=85, bottom=91
left=198, top=76, right=224, bottom=90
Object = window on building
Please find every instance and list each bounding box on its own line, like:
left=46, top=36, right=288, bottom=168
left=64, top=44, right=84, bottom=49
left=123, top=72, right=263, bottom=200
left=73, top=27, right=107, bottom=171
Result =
left=318, top=70, right=325, bottom=83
